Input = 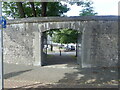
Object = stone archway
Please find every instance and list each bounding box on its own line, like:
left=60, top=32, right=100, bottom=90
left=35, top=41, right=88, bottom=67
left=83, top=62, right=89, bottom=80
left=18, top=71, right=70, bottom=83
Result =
left=34, top=21, right=86, bottom=68
left=4, top=16, right=118, bottom=68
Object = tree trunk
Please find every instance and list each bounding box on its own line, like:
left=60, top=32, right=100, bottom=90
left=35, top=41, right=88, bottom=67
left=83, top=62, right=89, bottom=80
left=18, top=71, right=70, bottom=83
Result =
left=50, top=33, right=53, bottom=51
left=41, top=2, right=47, bottom=16
left=16, top=2, right=25, bottom=18
left=76, top=43, right=77, bottom=57
left=50, top=44, right=53, bottom=51
left=30, top=2, right=37, bottom=17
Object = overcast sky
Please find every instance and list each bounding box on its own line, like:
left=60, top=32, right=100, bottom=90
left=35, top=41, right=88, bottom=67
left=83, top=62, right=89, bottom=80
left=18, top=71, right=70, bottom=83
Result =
left=63, top=0, right=119, bottom=16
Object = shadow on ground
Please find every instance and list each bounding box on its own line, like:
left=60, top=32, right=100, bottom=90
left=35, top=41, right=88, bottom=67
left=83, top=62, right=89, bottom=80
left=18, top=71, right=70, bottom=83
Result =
left=55, top=67, right=118, bottom=87
left=36, top=67, right=118, bottom=88
left=36, top=52, right=119, bottom=88
left=4, top=52, right=119, bottom=88
left=16, top=67, right=118, bottom=88
left=45, top=53, right=77, bottom=67
left=4, top=69, right=33, bottom=79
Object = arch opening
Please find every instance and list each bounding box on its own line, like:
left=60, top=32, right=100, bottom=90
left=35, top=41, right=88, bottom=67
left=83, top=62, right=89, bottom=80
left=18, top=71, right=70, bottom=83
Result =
left=41, top=28, right=83, bottom=68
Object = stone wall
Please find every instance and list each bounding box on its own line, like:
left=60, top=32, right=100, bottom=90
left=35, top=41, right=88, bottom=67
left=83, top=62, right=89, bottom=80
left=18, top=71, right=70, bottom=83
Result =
left=3, top=23, right=35, bottom=65
left=3, top=16, right=118, bottom=68
left=90, top=21, right=118, bottom=67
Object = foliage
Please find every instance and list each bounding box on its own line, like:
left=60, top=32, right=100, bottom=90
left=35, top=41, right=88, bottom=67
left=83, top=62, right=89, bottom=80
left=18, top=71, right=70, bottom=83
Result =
left=79, top=0, right=97, bottom=16
left=52, top=29, right=79, bottom=44
left=3, top=2, right=18, bottom=18
left=2, top=2, right=69, bottom=18
left=46, top=2, right=69, bottom=16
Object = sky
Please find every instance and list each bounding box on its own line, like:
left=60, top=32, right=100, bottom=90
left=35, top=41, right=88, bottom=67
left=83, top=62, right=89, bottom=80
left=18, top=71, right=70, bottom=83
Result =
left=63, top=0, right=119, bottom=16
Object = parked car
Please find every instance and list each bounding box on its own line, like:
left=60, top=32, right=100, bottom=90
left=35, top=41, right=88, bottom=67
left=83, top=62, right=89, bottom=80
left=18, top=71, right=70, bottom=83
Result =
left=64, top=45, right=75, bottom=51
left=70, top=45, right=75, bottom=50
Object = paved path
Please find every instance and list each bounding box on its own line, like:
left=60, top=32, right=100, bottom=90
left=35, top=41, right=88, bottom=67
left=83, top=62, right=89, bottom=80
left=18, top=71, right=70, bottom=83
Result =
left=3, top=52, right=118, bottom=88
left=45, top=51, right=77, bottom=68
left=4, top=52, right=79, bottom=88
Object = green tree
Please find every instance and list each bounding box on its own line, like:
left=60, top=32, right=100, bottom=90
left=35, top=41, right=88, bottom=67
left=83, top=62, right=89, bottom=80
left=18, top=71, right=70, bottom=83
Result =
left=3, top=2, right=69, bottom=18
left=52, top=29, right=78, bottom=44
left=79, top=0, right=97, bottom=16
left=52, top=29, right=80, bottom=56
left=30, top=2, right=37, bottom=17
left=16, top=2, right=25, bottom=18
left=46, top=2, right=69, bottom=16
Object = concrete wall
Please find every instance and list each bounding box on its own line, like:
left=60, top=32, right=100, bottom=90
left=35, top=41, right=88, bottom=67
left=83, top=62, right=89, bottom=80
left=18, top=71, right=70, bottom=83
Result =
left=3, top=16, right=118, bottom=68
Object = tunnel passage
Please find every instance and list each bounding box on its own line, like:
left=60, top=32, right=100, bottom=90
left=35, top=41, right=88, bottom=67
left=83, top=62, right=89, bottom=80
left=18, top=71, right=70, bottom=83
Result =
left=4, top=16, right=118, bottom=68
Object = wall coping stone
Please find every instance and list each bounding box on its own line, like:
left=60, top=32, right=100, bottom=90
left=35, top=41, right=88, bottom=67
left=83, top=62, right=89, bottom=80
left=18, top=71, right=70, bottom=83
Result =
left=7, top=16, right=118, bottom=24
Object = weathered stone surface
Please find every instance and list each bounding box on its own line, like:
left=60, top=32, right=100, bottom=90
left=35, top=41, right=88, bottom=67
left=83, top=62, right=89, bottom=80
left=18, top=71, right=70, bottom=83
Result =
left=90, top=21, right=118, bottom=67
left=3, top=23, right=34, bottom=65
left=3, top=16, right=118, bottom=68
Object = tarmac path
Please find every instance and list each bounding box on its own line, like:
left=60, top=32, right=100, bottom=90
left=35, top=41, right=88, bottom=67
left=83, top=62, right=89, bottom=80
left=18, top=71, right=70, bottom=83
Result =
left=3, top=51, right=118, bottom=88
